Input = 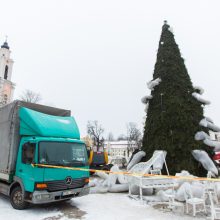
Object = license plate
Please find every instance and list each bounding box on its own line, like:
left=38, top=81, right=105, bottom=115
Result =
left=62, top=189, right=75, bottom=196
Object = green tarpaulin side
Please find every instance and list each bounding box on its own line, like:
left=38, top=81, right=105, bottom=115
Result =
left=19, top=107, right=80, bottom=139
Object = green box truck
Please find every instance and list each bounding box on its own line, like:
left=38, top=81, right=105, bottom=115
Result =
left=0, top=100, right=89, bottom=209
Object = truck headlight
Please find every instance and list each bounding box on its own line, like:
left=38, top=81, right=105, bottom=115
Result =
left=41, top=194, right=51, bottom=199
left=35, top=194, right=51, bottom=200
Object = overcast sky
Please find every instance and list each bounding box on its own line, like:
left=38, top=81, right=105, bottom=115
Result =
left=0, top=0, right=220, bottom=138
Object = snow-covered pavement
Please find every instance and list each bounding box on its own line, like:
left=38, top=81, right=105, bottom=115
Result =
left=75, top=193, right=198, bottom=220
left=0, top=193, right=201, bottom=220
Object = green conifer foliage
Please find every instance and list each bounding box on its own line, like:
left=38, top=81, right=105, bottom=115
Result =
left=142, top=21, right=209, bottom=176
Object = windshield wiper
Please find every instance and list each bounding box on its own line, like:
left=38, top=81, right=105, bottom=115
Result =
left=65, top=160, right=86, bottom=167
left=44, top=161, right=64, bottom=166
left=40, top=160, right=87, bottom=167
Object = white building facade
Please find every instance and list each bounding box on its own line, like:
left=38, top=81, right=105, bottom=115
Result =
left=0, top=41, right=15, bottom=107
left=104, top=140, right=138, bottom=158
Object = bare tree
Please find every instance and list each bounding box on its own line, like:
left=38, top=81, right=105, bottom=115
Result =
left=81, top=135, right=93, bottom=148
left=127, top=122, right=142, bottom=149
left=87, top=120, right=105, bottom=148
left=20, top=89, right=42, bottom=103
left=107, top=132, right=114, bottom=141
left=117, top=134, right=127, bottom=141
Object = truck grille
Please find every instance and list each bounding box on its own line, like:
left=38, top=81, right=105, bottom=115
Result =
left=46, top=178, right=86, bottom=192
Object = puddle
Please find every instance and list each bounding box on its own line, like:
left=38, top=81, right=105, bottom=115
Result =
left=41, top=200, right=87, bottom=220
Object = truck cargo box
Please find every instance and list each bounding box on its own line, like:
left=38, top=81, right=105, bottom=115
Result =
left=0, top=100, right=71, bottom=181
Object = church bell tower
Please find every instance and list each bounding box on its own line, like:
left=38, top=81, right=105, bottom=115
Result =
left=0, top=39, right=15, bottom=106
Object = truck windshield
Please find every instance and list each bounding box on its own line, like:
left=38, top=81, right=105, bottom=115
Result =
left=39, top=142, right=88, bottom=167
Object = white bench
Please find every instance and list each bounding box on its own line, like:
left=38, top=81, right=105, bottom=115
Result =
left=128, top=150, right=174, bottom=202
left=130, top=176, right=176, bottom=202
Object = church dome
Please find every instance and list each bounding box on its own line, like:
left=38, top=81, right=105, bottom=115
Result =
left=1, top=41, right=9, bottom=49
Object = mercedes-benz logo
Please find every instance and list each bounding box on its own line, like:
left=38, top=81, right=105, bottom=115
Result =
left=65, top=176, right=72, bottom=185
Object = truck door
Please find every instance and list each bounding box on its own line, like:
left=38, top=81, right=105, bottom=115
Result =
left=16, top=142, right=44, bottom=192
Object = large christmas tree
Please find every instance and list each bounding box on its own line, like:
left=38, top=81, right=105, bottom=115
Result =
left=142, top=21, right=211, bottom=176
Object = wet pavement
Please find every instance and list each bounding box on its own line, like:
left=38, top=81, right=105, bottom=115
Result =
left=39, top=201, right=87, bottom=220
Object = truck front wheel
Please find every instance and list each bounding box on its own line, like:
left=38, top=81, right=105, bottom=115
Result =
left=10, top=186, right=29, bottom=210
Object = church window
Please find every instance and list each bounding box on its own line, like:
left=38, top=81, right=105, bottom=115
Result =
left=4, top=65, right=8, bottom=80
left=3, top=94, right=7, bottom=104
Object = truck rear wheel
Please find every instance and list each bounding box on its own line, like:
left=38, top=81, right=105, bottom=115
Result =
left=10, top=186, right=29, bottom=210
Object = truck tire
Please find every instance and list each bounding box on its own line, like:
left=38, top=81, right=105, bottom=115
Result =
left=10, top=186, right=29, bottom=210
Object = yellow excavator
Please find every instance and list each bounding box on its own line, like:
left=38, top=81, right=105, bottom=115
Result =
left=87, top=146, right=113, bottom=172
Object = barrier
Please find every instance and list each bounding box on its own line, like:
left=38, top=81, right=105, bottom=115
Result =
left=31, top=163, right=220, bottom=182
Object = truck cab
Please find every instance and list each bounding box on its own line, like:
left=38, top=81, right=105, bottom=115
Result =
left=12, top=137, right=89, bottom=209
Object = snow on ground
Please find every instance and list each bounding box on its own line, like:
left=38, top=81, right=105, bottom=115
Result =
left=0, top=192, right=201, bottom=220
left=74, top=193, right=197, bottom=220
left=0, top=194, right=61, bottom=220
